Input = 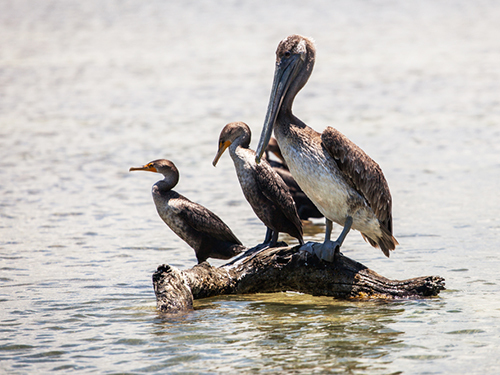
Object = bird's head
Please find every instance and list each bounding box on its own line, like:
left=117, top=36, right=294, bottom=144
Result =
left=255, top=34, right=316, bottom=163
left=212, top=122, right=251, bottom=167
left=129, top=159, right=179, bottom=189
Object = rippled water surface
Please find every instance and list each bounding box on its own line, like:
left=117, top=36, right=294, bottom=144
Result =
left=1, top=0, right=500, bottom=373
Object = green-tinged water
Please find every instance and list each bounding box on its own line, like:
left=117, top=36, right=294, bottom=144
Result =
left=1, top=0, right=499, bottom=373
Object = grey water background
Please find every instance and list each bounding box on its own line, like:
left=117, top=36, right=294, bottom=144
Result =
left=1, top=0, right=499, bottom=373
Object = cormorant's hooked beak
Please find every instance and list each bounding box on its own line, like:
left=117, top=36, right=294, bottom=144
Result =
left=129, top=164, right=157, bottom=173
left=212, top=140, right=231, bottom=167
left=255, top=53, right=303, bottom=163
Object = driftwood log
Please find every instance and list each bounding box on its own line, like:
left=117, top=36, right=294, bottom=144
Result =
left=152, top=243, right=445, bottom=312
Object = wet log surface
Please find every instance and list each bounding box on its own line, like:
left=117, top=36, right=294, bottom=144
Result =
left=153, top=243, right=445, bottom=313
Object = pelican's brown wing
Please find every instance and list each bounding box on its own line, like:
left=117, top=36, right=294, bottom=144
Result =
left=321, top=127, right=393, bottom=234
left=177, top=199, right=242, bottom=245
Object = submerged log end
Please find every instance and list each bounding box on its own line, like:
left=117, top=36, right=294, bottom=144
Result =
left=153, top=264, right=194, bottom=313
left=413, top=275, right=446, bottom=297
left=350, top=272, right=446, bottom=300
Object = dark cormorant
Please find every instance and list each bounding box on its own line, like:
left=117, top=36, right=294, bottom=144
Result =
left=213, top=122, right=303, bottom=246
left=130, top=159, right=245, bottom=263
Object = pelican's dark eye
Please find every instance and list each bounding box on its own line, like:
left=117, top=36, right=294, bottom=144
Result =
left=284, top=51, right=291, bottom=58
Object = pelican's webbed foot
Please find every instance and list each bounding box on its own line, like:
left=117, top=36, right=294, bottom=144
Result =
left=301, top=217, right=353, bottom=263
left=314, top=240, right=342, bottom=262
left=300, top=240, right=341, bottom=262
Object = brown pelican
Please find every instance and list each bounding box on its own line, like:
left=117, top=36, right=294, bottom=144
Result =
left=265, top=137, right=287, bottom=169
left=265, top=137, right=324, bottom=220
left=212, top=122, right=304, bottom=247
left=255, top=35, right=398, bottom=261
left=130, top=159, right=245, bottom=263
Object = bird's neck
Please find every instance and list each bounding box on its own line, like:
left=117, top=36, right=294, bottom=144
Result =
left=156, top=175, right=178, bottom=193
left=275, top=109, right=307, bottom=139
left=229, top=134, right=250, bottom=155
left=279, top=53, right=314, bottom=124
left=230, top=141, right=254, bottom=165
left=281, top=93, right=296, bottom=117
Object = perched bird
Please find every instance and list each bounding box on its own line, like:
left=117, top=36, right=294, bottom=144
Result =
left=255, top=34, right=398, bottom=261
left=130, top=159, right=245, bottom=263
left=265, top=137, right=324, bottom=220
left=212, top=122, right=304, bottom=247
left=265, top=137, right=287, bottom=170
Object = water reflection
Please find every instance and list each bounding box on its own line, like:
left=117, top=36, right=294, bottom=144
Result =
left=151, top=293, right=405, bottom=373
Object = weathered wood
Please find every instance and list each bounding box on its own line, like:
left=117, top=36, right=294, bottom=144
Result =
left=153, top=243, right=445, bottom=312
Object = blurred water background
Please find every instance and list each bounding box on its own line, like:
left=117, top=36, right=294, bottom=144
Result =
left=1, top=0, right=499, bottom=373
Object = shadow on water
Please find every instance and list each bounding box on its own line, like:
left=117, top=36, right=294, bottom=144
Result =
left=150, top=293, right=406, bottom=374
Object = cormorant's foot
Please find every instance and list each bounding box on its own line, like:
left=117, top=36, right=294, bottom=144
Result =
left=248, top=242, right=270, bottom=255
left=222, top=243, right=270, bottom=267
left=300, top=241, right=341, bottom=263
left=267, top=240, right=288, bottom=248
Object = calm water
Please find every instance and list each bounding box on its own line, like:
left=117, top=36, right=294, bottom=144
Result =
left=1, top=0, right=500, bottom=373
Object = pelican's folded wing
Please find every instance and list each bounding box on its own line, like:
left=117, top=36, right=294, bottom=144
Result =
left=321, top=127, right=393, bottom=234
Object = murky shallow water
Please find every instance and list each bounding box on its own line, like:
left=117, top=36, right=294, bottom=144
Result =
left=1, top=0, right=500, bottom=373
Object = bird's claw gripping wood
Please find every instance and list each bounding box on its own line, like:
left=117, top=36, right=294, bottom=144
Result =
left=301, top=241, right=340, bottom=263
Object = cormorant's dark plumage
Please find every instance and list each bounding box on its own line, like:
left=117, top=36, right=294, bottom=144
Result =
left=130, top=159, right=245, bottom=263
left=213, top=122, right=303, bottom=246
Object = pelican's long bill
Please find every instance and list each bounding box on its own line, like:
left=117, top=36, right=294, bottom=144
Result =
left=255, top=53, right=303, bottom=163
